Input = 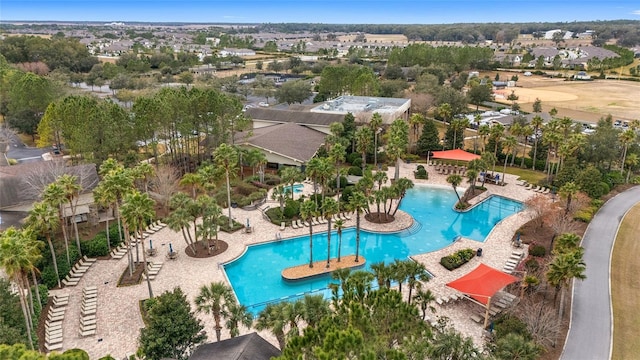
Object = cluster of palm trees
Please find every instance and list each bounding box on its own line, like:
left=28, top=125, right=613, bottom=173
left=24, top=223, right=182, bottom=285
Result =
left=194, top=281, right=254, bottom=343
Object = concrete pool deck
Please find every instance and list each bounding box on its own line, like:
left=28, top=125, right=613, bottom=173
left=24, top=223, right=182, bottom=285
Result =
left=47, top=160, right=547, bottom=358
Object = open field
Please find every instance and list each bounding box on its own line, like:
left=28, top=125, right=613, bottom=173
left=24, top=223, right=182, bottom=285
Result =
left=337, top=33, right=409, bottom=43
left=611, top=204, right=640, bottom=359
left=490, top=71, right=640, bottom=122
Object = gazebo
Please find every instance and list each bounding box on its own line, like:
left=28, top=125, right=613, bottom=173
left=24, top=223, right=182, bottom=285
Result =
left=446, top=263, right=519, bottom=327
left=430, top=149, right=480, bottom=162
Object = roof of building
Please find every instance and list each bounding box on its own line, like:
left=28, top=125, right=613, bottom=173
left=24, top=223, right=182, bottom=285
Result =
left=235, top=122, right=326, bottom=163
left=310, top=95, right=410, bottom=115
left=189, top=332, right=281, bottom=360
left=246, top=107, right=345, bottom=126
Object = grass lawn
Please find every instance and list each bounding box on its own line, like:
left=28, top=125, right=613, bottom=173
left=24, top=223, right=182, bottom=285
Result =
left=611, top=204, right=640, bottom=359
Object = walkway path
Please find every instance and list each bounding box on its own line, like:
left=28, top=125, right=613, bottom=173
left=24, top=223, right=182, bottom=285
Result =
left=561, top=185, right=640, bottom=360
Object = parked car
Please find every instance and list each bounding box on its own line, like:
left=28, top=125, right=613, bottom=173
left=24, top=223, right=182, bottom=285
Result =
left=258, top=102, right=269, bottom=107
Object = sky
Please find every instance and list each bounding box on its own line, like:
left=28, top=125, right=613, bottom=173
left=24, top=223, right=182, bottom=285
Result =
left=1, top=0, right=639, bottom=24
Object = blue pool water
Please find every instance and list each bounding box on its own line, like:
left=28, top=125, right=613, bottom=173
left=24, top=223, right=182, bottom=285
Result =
left=284, top=183, right=304, bottom=193
left=224, top=186, right=523, bottom=314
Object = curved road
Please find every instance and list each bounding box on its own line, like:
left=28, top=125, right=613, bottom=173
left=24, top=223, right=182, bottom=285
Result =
left=561, top=186, right=640, bottom=360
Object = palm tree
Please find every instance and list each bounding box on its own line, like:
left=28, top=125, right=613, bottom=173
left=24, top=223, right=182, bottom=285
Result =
left=493, top=333, right=543, bottom=360
left=478, top=124, right=491, bottom=153
left=166, top=193, right=197, bottom=253
left=530, top=115, right=544, bottom=170
left=271, top=185, right=287, bottom=215
left=120, top=191, right=156, bottom=299
left=408, top=113, right=425, bottom=153
left=446, top=174, right=463, bottom=204
left=42, top=182, right=71, bottom=266
left=198, top=195, right=222, bottom=254
left=180, top=172, right=204, bottom=199
left=0, top=227, right=41, bottom=349
left=428, top=329, right=481, bottom=360
left=100, top=166, right=135, bottom=259
left=387, top=119, right=409, bottom=181
left=334, top=219, right=345, bottom=262
left=26, top=201, right=61, bottom=288
left=413, top=289, right=436, bottom=320
left=214, top=143, right=238, bottom=228
left=490, top=123, right=505, bottom=161
left=370, top=261, right=392, bottom=289
left=625, top=153, right=639, bottom=183
left=480, top=152, right=497, bottom=186
left=300, top=200, right=318, bottom=268
left=355, top=126, right=373, bottom=170
left=619, top=129, right=636, bottom=175
left=404, top=260, right=431, bottom=304
left=195, top=282, right=234, bottom=342
left=390, top=177, right=414, bottom=215
left=256, top=302, right=287, bottom=350
left=301, top=294, right=330, bottom=328
left=520, top=125, right=534, bottom=168
left=224, top=302, right=253, bottom=338
left=546, top=249, right=586, bottom=318
left=93, top=185, right=116, bottom=252
left=281, top=166, right=302, bottom=201
left=133, top=162, right=155, bottom=193
left=559, top=182, right=580, bottom=215
left=502, top=135, right=518, bottom=184
left=348, top=191, right=369, bottom=263
left=321, top=197, right=339, bottom=268
left=57, top=174, right=83, bottom=257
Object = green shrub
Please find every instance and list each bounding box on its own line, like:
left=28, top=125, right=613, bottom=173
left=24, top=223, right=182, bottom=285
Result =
left=351, top=157, right=363, bottom=168
left=529, top=245, right=546, bottom=257
left=525, top=258, right=540, bottom=271
left=414, top=167, right=428, bottom=179
left=283, top=199, right=300, bottom=218
left=440, top=248, right=476, bottom=270
left=81, top=233, right=110, bottom=257
left=327, top=176, right=349, bottom=190
left=574, top=208, right=594, bottom=223
left=493, top=314, right=532, bottom=341
left=33, top=284, right=48, bottom=308
left=341, top=185, right=355, bottom=203
left=41, top=265, right=60, bottom=289
left=348, top=166, right=363, bottom=176
left=347, top=152, right=360, bottom=165
left=63, top=349, right=90, bottom=360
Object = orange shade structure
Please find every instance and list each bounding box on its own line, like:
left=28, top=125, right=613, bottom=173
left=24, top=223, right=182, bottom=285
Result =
left=445, top=263, right=518, bottom=305
left=430, top=149, right=480, bottom=162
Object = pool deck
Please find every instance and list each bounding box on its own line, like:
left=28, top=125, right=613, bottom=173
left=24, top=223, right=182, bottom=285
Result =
left=47, top=160, right=552, bottom=358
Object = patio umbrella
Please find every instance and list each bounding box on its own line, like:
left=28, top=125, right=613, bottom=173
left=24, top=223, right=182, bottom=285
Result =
left=149, top=239, right=153, bottom=249
left=169, top=243, right=173, bottom=253
left=247, top=218, right=250, bottom=227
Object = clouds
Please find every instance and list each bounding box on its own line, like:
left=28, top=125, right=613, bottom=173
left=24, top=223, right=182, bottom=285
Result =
left=632, top=10, right=640, bottom=16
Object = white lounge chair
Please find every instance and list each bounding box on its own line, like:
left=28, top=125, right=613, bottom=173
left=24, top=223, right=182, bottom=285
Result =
left=280, top=222, right=286, bottom=231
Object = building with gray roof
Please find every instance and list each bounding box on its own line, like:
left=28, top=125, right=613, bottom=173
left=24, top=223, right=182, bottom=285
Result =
left=310, top=95, right=411, bottom=124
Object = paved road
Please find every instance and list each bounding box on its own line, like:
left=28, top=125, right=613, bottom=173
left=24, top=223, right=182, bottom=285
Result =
left=561, top=186, right=640, bottom=360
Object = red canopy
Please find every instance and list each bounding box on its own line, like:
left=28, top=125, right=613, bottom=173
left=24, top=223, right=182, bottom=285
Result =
left=430, top=149, right=480, bottom=162
left=446, top=263, right=518, bottom=305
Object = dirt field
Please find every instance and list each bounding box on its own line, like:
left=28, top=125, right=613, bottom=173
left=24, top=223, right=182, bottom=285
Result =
left=490, top=71, right=640, bottom=122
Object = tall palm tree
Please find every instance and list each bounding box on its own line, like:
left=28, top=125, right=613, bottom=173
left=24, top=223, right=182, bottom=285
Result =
left=404, top=260, right=431, bottom=305
left=446, top=174, right=463, bottom=204
left=224, top=302, right=253, bottom=338
left=301, top=294, right=330, bottom=328
left=133, top=162, right=155, bottom=193
left=120, top=191, right=156, bottom=299
left=387, top=119, right=410, bottom=181
left=490, top=123, right=505, bottom=162
left=546, top=249, right=586, bottom=318
left=478, top=124, right=491, bottom=153
left=370, top=261, right=392, bottom=289
left=281, top=166, right=302, bottom=201
left=42, top=182, right=71, bottom=266
left=559, top=182, right=580, bottom=215
left=334, top=219, right=345, bottom=262
left=26, top=201, right=61, bottom=288
left=329, top=142, right=346, bottom=206
left=166, top=193, right=197, bottom=253
left=314, top=158, right=334, bottom=203
left=354, top=126, right=373, bottom=170
left=625, top=153, right=639, bottom=183
left=195, top=282, right=234, bottom=342
left=520, top=125, right=534, bottom=168
left=0, top=227, right=41, bottom=349
left=214, top=143, right=238, bottom=228
left=390, top=178, right=414, bottom=215
left=348, top=191, right=369, bottom=263
left=300, top=200, right=318, bottom=268
left=92, top=184, right=116, bottom=252
left=619, top=129, right=636, bottom=175
left=256, top=302, right=287, bottom=350
left=473, top=114, right=482, bottom=152
left=413, top=289, right=436, bottom=320
left=502, top=135, right=518, bottom=184
left=57, top=174, right=83, bottom=257
left=100, top=167, right=135, bottom=258
left=530, top=115, right=544, bottom=170
left=321, top=197, right=339, bottom=268
left=180, top=172, right=204, bottom=199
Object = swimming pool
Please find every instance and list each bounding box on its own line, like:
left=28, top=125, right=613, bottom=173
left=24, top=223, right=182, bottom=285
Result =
left=224, top=186, right=523, bottom=314
left=284, top=183, right=304, bottom=194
